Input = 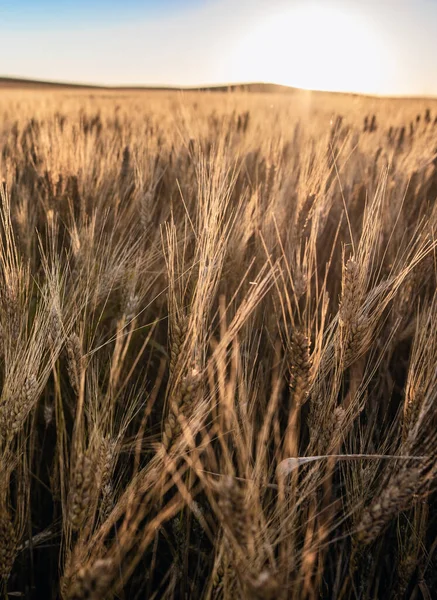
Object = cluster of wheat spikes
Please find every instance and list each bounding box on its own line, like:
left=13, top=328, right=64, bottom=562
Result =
left=0, top=88, right=437, bottom=598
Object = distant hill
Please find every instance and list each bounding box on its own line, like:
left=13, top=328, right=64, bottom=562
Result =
left=0, top=77, right=103, bottom=89
left=0, top=77, right=301, bottom=93
left=1, top=77, right=435, bottom=101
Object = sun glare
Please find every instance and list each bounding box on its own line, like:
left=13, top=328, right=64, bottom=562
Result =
left=228, top=2, right=398, bottom=95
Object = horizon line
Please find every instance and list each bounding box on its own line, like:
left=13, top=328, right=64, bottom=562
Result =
left=2, top=75, right=437, bottom=101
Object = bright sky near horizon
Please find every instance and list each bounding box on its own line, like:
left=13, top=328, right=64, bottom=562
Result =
left=1, top=0, right=437, bottom=96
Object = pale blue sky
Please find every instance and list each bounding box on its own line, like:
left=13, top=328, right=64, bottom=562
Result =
left=1, top=0, right=437, bottom=95
left=1, top=1, right=204, bottom=27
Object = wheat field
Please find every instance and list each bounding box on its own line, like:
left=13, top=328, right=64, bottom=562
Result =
left=0, top=87, right=437, bottom=598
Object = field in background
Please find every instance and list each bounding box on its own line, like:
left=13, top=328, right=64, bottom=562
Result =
left=1, top=87, right=437, bottom=598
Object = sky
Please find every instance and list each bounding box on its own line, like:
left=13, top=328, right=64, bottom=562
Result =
left=1, top=0, right=437, bottom=95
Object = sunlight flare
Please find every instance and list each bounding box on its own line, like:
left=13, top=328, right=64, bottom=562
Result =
left=229, top=1, right=398, bottom=94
